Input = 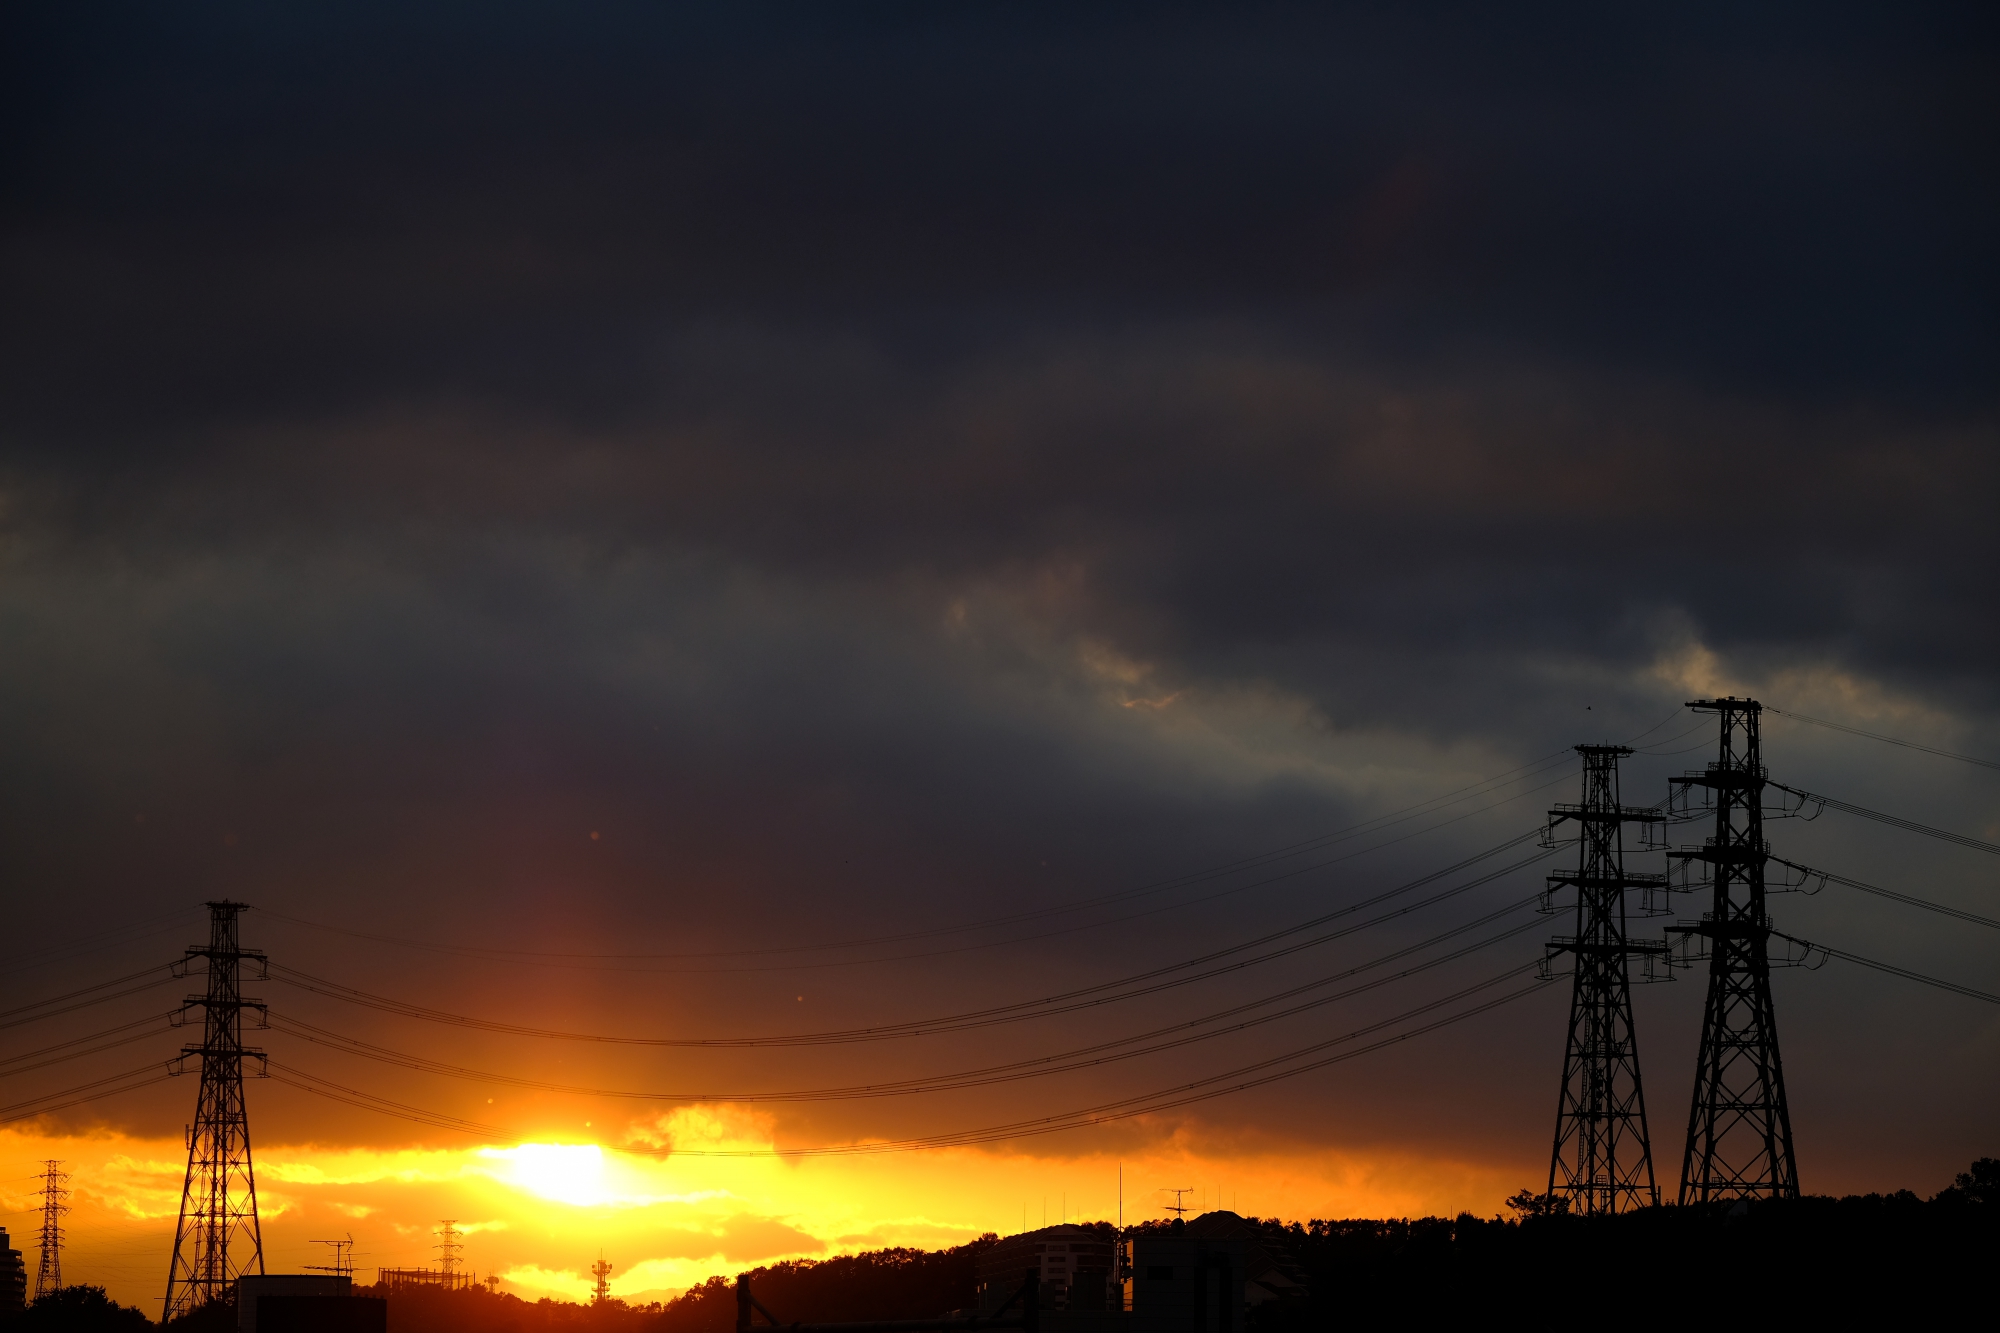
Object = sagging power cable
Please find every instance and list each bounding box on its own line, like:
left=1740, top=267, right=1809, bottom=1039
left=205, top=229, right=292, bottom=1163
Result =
left=1772, top=929, right=2000, bottom=1006
left=1772, top=857, right=2000, bottom=931
left=0, top=1012, right=181, bottom=1080
left=262, top=754, right=1582, bottom=973
left=0, top=908, right=202, bottom=975
left=269, top=832, right=1555, bottom=1047
left=266, top=960, right=1556, bottom=1157
left=1772, top=783, right=2000, bottom=857
left=266, top=900, right=1545, bottom=1103
left=0, top=1063, right=179, bottom=1127
left=0, top=967, right=181, bottom=1033
left=1767, top=707, right=2000, bottom=773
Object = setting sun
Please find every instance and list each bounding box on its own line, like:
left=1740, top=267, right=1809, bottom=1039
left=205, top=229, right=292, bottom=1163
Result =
left=485, top=1143, right=612, bottom=1208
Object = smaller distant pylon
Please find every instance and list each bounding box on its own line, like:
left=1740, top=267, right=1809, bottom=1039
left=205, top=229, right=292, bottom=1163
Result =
left=435, top=1220, right=464, bottom=1277
left=35, top=1159, right=70, bottom=1300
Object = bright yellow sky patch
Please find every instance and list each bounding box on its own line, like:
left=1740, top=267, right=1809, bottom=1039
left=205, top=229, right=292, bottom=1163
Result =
left=1, top=1118, right=1530, bottom=1315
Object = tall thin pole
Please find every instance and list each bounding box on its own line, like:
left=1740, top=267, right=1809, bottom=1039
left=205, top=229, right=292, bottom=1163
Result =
left=163, top=901, right=267, bottom=1321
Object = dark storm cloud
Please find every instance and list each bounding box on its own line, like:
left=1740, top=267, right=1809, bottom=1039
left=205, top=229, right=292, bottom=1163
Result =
left=1, top=2, right=1995, bottom=1183
left=4, top=2, right=1994, bottom=683
left=6, top=2, right=1994, bottom=423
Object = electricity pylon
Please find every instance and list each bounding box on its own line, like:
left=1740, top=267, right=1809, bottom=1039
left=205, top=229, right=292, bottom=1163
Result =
left=1543, top=745, right=1667, bottom=1213
left=163, top=901, right=268, bottom=1320
left=436, top=1220, right=464, bottom=1277
left=1670, top=698, right=1799, bottom=1202
left=34, top=1159, right=69, bottom=1299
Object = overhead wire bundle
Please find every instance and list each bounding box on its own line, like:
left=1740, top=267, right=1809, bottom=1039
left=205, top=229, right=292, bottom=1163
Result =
left=2, top=748, right=1586, bottom=1141
left=6, top=701, right=1997, bottom=1157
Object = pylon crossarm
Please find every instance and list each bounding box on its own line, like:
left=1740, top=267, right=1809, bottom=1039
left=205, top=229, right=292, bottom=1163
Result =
left=1547, top=870, right=1667, bottom=888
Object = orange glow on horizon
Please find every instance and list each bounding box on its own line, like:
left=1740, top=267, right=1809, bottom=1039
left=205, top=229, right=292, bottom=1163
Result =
left=1, top=1115, right=1536, bottom=1313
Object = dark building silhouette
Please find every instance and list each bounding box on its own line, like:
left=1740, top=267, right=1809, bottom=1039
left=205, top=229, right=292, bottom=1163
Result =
left=0, top=1227, right=24, bottom=1318
left=1121, top=1220, right=1249, bottom=1332
left=976, top=1224, right=1117, bottom=1315
left=1179, top=1213, right=1308, bottom=1311
left=237, top=1275, right=368, bottom=1332
left=973, top=1215, right=1300, bottom=1330
left=251, top=1295, right=386, bottom=1333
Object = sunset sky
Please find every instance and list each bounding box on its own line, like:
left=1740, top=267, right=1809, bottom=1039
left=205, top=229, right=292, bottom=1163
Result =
left=2, top=2, right=1996, bottom=1317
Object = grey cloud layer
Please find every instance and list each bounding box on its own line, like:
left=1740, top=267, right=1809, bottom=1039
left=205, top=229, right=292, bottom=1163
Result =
left=0, top=2, right=1994, bottom=1183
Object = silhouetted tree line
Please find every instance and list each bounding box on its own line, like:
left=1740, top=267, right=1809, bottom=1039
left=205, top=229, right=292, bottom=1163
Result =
left=15, top=1285, right=151, bottom=1331
left=652, top=1238, right=999, bottom=1333
left=110, top=1160, right=1993, bottom=1330
left=1245, top=1156, right=2000, bottom=1328
left=254, top=1238, right=1004, bottom=1333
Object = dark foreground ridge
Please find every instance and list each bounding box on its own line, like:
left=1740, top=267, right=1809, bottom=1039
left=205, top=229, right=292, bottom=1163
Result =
left=119, top=1158, right=1993, bottom=1331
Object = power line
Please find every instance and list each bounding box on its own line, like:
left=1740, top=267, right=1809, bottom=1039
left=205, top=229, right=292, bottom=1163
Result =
left=1767, top=707, right=2000, bottom=772
left=1632, top=720, right=1714, bottom=754
left=0, top=964, right=178, bottom=1030
left=0, top=977, right=182, bottom=1034
left=264, top=906, right=1545, bottom=1104
left=1772, top=930, right=2000, bottom=1006
left=0, top=909, right=205, bottom=976
left=264, top=961, right=1556, bottom=1157
left=267, top=832, right=1554, bottom=1048
left=0, top=1063, right=177, bottom=1126
left=258, top=755, right=1583, bottom=974
left=1773, top=782, right=2000, bottom=856
left=0, top=1016, right=178, bottom=1080
left=1771, top=857, right=2000, bottom=931
left=0, top=1012, right=181, bottom=1072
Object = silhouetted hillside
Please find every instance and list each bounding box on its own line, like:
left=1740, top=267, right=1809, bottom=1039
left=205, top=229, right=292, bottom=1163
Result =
left=657, top=1238, right=999, bottom=1332
left=339, top=1161, right=1995, bottom=1331
left=1249, top=1158, right=2000, bottom=1328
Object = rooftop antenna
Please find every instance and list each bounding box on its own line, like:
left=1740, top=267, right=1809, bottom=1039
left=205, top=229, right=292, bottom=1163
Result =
left=1162, top=1187, right=1194, bottom=1219
left=305, top=1235, right=355, bottom=1281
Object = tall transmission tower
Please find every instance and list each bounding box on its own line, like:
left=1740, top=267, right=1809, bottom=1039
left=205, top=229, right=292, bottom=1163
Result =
left=435, top=1220, right=464, bottom=1276
left=34, top=1159, right=69, bottom=1300
left=1670, top=698, right=1800, bottom=1203
left=1542, top=745, right=1667, bottom=1213
left=164, top=901, right=268, bottom=1321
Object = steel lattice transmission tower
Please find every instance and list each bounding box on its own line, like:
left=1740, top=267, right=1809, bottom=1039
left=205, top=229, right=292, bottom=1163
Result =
left=1542, top=745, right=1667, bottom=1213
left=436, top=1220, right=464, bottom=1277
left=163, top=901, right=268, bottom=1321
left=34, top=1159, right=69, bottom=1300
left=1670, top=698, right=1799, bottom=1203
